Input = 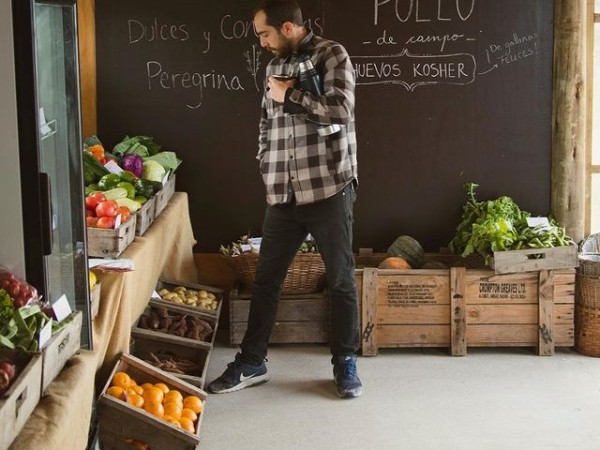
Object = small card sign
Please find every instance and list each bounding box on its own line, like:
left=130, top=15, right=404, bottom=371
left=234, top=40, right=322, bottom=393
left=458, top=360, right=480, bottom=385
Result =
left=527, top=217, right=551, bottom=232
left=38, top=319, right=53, bottom=350
left=150, top=289, right=161, bottom=300
left=52, top=294, right=73, bottom=322
left=104, top=160, right=123, bottom=175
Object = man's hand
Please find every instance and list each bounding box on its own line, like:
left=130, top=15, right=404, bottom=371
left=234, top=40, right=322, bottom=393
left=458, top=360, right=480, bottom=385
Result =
left=268, top=76, right=296, bottom=103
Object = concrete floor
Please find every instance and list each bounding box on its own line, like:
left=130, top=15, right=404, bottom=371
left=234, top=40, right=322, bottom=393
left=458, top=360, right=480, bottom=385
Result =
left=200, top=343, right=600, bottom=450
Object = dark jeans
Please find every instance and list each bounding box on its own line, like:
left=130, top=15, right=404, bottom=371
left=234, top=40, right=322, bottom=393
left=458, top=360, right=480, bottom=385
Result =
left=241, top=183, right=359, bottom=364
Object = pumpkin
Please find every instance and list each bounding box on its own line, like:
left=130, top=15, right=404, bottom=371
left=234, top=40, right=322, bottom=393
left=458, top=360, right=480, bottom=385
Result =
left=378, top=257, right=412, bottom=269
left=386, top=235, right=425, bottom=269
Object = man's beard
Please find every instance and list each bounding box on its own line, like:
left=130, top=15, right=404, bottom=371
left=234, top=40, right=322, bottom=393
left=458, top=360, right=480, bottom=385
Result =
left=269, top=35, right=294, bottom=58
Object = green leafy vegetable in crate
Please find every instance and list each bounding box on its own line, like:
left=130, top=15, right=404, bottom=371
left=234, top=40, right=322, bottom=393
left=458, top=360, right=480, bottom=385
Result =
left=449, top=183, right=574, bottom=262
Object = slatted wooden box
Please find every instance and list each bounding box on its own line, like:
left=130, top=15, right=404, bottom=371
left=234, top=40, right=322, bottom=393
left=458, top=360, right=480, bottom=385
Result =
left=130, top=329, right=212, bottom=389
left=0, top=349, right=42, bottom=450
left=87, top=214, right=137, bottom=258
left=154, top=173, right=176, bottom=219
left=134, top=196, right=156, bottom=236
left=41, top=311, right=82, bottom=393
left=490, top=245, right=578, bottom=274
left=229, top=287, right=329, bottom=345
left=358, top=264, right=575, bottom=356
left=133, top=300, right=218, bottom=348
left=98, top=353, right=206, bottom=450
left=151, top=279, right=223, bottom=319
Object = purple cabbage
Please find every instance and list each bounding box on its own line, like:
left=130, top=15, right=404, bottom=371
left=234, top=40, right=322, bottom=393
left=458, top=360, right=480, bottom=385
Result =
left=122, top=154, right=143, bottom=177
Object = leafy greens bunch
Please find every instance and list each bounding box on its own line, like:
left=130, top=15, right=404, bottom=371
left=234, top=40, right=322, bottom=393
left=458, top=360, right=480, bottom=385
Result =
left=449, top=183, right=574, bottom=261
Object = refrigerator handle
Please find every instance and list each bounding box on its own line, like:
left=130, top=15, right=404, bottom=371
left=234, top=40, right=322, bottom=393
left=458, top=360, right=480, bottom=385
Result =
left=39, top=172, right=53, bottom=256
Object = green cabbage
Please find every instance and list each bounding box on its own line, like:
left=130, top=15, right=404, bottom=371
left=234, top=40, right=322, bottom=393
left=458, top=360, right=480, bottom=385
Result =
left=141, top=160, right=166, bottom=183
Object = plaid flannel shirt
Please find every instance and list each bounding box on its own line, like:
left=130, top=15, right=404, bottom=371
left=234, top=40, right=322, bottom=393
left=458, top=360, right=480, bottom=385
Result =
left=257, top=31, right=358, bottom=205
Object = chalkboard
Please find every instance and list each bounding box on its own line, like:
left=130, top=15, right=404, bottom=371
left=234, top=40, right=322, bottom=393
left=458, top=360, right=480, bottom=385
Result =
left=96, top=0, right=554, bottom=253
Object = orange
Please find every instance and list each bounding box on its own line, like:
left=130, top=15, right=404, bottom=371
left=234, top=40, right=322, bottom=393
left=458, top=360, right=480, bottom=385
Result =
left=163, top=402, right=182, bottom=419
left=140, top=382, right=154, bottom=391
left=127, top=393, right=145, bottom=409
left=142, top=387, right=164, bottom=404
left=163, top=416, right=181, bottom=428
left=179, top=417, right=195, bottom=433
left=180, top=408, right=198, bottom=422
left=154, top=382, right=170, bottom=394
left=144, top=398, right=164, bottom=418
left=183, top=395, right=203, bottom=414
left=130, top=384, right=144, bottom=395
left=112, top=372, right=132, bottom=389
left=106, top=386, right=125, bottom=400
left=163, top=390, right=183, bottom=405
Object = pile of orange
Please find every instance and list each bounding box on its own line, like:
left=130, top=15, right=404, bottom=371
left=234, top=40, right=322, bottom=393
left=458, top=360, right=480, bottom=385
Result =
left=106, top=371, right=204, bottom=434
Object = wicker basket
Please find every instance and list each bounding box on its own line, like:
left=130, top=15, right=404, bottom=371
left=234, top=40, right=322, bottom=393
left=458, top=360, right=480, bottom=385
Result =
left=224, top=252, right=325, bottom=294
left=575, top=273, right=600, bottom=357
left=578, top=253, right=600, bottom=278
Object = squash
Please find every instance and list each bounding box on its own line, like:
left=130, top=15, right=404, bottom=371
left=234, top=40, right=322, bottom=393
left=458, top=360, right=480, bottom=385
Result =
left=378, top=257, right=412, bottom=269
left=386, top=235, right=425, bottom=269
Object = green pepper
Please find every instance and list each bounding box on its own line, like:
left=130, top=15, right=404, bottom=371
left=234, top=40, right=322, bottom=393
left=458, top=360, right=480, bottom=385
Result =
left=98, top=173, right=121, bottom=191
left=134, top=196, right=148, bottom=205
left=119, top=171, right=138, bottom=184
left=134, top=179, right=155, bottom=198
left=117, top=181, right=136, bottom=200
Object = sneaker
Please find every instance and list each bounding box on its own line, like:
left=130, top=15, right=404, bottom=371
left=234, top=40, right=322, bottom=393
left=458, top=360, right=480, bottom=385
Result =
left=332, top=355, right=362, bottom=398
left=208, top=353, right=269, bottom=394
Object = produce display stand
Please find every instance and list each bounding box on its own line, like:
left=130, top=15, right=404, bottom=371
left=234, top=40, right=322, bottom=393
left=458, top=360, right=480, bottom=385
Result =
left=98, top=353, right=206, bottom=450
left=358, top=265, right=575, bottom=356
left=0, top=350, right=42, bottom=450
left=9, top=192, right=198, bottom=450
left=229, top=286, right=330, bottom=345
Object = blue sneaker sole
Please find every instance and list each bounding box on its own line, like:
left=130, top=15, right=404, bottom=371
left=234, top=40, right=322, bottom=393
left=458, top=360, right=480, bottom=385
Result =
left=336, top=386, right=362, bottom=398
left=209, top=374, right=270, bottom=394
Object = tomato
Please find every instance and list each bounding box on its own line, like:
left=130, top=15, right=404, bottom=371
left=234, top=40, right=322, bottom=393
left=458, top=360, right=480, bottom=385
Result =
left=116, top=206, right=131, bottom=223
left=8, top=281, right=20, bottom=298
left=86, top=216, right=99, bottom=227
left=96, top=216, right=116, bottom=229
left=85, top=209, right=95, bottom=217
left=85, top=192, right=107, bottom=211
left=0, top=279, right=10, bottom=289
left=96, top=200, right=118, bottom=218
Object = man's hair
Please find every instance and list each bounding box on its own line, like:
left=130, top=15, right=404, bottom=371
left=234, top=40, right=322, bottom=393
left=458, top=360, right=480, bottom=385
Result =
left=253, top=0, right=303, bottom=28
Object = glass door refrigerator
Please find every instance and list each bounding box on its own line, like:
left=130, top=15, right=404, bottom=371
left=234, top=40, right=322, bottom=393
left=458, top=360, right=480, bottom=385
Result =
left=12, top=0, right=92, bottom=349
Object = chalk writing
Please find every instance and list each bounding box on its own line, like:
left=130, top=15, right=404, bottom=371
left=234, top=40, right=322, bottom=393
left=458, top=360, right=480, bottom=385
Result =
left=353, top=51, right=475, bottom=90
left=128, top=18, right=189, bottom=44
left=373, top=0, right=476, bottom=26
left=146, top=60, right=245, bottom=109
left=405, top=32, right=467, bottom=53
left=244, top=44, right=262, bottom=91
left=481, top=32, right=539, bottom=74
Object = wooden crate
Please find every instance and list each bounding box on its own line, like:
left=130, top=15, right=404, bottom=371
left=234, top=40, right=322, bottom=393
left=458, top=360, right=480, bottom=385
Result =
left=87, top=215, right=137, bottom=258
left=229, top=288, right=329, bottom=345
left=358, top=266, right=575, bottom=356
left=133, top=300, right=218, bottom=348
left=98, top=353, right=206, bottom=450
left=490, top=245, right=578, bottom=274
left=130, top=330, right=212, bottom=389
left=0, top=349, right=42, bottom=450
left=152, top=278, right=223, bottom=318
left=134, top=196, right=156, bottom=236
left=41, top=311, right=82, bottom=393
left=154, top=173, right=176, bottom=218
